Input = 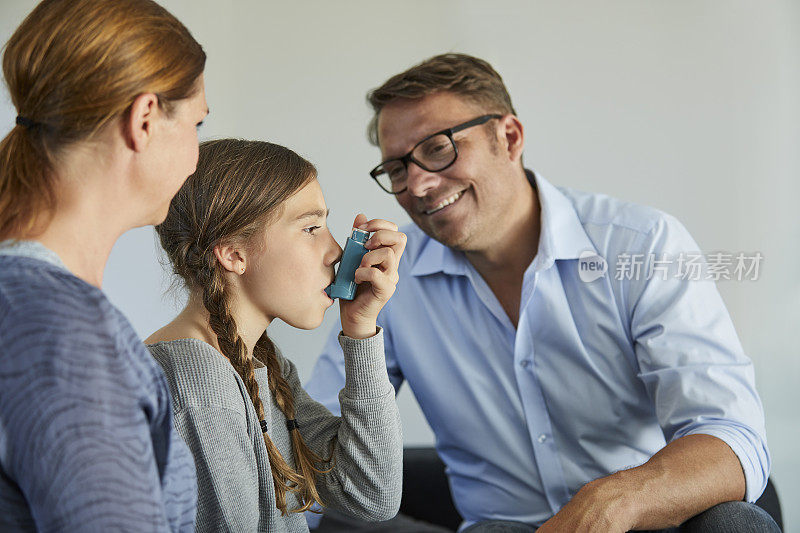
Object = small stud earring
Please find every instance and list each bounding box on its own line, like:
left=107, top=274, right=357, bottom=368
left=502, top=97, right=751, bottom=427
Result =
left=240, top=267, right=245, bottom=274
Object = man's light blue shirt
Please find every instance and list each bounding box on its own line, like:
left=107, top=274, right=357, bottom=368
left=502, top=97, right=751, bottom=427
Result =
left=306, top=172, right=769, bottom=529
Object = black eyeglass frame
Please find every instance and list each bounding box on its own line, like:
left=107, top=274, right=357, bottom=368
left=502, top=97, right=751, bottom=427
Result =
left=369, top=113, right=503, bottom=194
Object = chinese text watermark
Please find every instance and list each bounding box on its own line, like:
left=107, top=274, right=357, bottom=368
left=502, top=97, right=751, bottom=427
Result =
left=579, top=251, right=763, bottom=282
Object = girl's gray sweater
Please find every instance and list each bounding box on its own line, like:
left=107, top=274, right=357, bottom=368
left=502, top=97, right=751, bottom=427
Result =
left=148, top=330, right=401, bottom=533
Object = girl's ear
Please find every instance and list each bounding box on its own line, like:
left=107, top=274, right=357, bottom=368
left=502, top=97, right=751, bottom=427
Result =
left=213, top=243, right=247, bottom=275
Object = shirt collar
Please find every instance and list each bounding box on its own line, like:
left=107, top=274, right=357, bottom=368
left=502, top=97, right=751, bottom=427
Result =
left=409, top=169, right=598, bottom=277
left=410, top=237, right=468, bottom=277
left=533, top=171, right=598, bottom=268
left=0, top=239, right=70, bottom=272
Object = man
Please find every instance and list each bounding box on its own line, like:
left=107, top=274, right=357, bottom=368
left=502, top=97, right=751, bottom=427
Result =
left=306, top=53, right=776, bottom=532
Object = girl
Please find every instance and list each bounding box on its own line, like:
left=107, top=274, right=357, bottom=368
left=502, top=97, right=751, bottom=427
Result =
left=146, top=139, right=405, bottom=532
left=0, top=0, right=206, bottom=530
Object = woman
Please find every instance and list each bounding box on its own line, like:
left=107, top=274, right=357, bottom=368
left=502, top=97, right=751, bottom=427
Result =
left=146, top=139, right=405, bottom=532
left=0, top=0, right=207, bottom=530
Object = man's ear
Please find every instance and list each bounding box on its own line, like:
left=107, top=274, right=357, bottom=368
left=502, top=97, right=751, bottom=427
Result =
left=124, top=92, right=160, bottom=152
left=213, top=243, right=247, bottom=275
left=499, top=114, right=525, bottom=164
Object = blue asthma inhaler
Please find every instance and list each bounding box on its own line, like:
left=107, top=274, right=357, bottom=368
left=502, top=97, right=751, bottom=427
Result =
left=325, top=228, right=370, bottom=301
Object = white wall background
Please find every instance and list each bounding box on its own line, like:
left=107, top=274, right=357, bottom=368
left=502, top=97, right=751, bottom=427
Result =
left=1, top=0, right=797, bottom=529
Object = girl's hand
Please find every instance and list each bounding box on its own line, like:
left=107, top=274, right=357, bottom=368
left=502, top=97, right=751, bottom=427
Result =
left=339, top=214, right=406, bottom=339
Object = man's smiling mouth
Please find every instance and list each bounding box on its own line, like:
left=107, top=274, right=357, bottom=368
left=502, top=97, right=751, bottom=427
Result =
left=424, top=190, right=464, bottom=215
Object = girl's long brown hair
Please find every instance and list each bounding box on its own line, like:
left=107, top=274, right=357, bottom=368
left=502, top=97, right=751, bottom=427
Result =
left=0, top=0, right=206, bottom=240
left=156, top=139, right=333, bottom=514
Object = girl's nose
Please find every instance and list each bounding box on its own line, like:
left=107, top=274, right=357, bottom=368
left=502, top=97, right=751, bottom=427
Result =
left=326, top=231, right=343, bottom=266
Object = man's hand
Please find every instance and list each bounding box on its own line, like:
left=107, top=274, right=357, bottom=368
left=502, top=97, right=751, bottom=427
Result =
left=537, top=434, right=745, bottom=532
left=536, top=476, right=633, bottom=533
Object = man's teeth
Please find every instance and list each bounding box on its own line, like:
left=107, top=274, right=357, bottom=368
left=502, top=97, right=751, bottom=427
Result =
left=425, top=191, right=462, bottom=215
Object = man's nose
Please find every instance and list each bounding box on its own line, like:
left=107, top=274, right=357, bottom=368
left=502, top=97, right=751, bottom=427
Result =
left=405, top=161, right=442, bottom=197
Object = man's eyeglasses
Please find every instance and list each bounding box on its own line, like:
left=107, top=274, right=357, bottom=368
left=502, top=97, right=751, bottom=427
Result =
left=369, top=114, right=502, bottom=194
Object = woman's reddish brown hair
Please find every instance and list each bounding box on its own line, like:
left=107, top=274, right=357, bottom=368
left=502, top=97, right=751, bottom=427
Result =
left=0, top=0, right=206, bottom=240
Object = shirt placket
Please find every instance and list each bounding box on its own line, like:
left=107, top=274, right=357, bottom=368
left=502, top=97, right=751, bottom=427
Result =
left=514, top=266, right=572, bottom=514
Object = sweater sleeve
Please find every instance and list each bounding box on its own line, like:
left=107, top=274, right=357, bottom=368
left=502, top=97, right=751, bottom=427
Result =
left=284, top=328, right=402, bottom=521
left=172, top=405, right=260, bottom=533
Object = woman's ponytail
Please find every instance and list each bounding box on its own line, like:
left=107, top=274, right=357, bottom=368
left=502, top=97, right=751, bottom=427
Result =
left=0, top=123, right=56, bottom=239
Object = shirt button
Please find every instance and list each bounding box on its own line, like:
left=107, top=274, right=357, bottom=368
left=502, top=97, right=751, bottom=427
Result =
left=520, top=360, right=530, bottom=369
left=537, top=434, right=547, bottom=443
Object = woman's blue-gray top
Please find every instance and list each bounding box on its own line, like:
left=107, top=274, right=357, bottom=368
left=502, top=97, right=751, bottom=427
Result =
left=0, top=241, right=197, bottom=532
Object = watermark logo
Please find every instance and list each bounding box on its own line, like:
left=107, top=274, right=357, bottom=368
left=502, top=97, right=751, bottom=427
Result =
left=579, top=250, right=607, bottom=282
left=613, top=251, right=763, bottom=281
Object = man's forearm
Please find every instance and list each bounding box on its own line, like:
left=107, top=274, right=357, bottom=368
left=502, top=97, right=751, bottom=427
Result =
left=609, top=433, right=745, bottom=530
left=537, top=433, right=746, bottom=532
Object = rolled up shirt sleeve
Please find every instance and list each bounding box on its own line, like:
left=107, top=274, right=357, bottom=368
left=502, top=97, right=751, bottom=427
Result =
left=627, top=213, right=770, bottom=502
